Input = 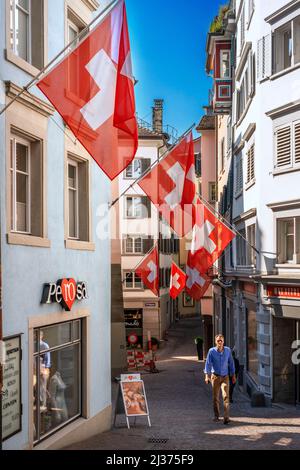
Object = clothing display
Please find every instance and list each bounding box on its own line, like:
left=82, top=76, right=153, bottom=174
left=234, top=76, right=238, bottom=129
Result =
left=49, top=371, right=68, bottom=424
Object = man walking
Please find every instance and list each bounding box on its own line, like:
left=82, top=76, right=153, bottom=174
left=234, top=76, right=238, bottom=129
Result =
left=204, top=334, right=236, bottom=425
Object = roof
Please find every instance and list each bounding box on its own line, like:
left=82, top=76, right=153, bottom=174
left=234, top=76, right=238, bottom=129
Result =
left=138, top=126, right=169, bottom=141
left=196, top=115, right=216, bottom=131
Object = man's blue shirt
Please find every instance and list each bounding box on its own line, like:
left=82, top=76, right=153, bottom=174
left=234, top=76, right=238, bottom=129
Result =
left=204, top=346, right=235, bottom=376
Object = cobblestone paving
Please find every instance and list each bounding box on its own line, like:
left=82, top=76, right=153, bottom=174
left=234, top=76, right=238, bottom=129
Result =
left=65, top=318, right=300, bottom=450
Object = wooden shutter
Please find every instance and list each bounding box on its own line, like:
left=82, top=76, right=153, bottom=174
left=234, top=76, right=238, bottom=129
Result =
left=30, top=140, right=43, bottom=237
left=276, top=126, right=292, bottom=168
left=294, top=121, right=300, bottom=165
left=247, top=144, right=255, bottom=182
left=257, top=34, right=272, bottom=81
left=257, top=38, right=264, bottom=82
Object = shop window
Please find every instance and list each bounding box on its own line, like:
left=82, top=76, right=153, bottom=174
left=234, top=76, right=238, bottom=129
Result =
left=9, top=0, right=44, bottom=69
left=277, top=217, right=300, bottom=264
left=33, top=321, right=81, bottom=444
left=67, top=156, right=89, bottom=241
left=10, top=133, right=43, bottom=236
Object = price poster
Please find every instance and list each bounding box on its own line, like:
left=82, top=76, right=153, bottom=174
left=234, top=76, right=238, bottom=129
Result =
left=2, top=336, right=22, bottom=441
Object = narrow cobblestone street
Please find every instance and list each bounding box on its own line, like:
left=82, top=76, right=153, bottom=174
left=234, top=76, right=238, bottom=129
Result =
left=66, top=318, right=300, bottom=451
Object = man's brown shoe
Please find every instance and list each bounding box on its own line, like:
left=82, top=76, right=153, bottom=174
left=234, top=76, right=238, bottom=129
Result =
left=223, top=419, right=231, bottom=425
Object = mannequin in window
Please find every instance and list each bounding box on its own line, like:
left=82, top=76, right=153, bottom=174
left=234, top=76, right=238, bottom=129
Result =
left=49, top=370, right=68, bottom=424
left=39, top=331, right=51, bottom=411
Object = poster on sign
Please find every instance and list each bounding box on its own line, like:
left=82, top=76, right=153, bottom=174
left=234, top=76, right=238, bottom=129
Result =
left=114, top=374, right=151, bottom=429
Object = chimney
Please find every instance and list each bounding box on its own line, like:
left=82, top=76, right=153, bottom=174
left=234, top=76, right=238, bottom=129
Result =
left=152, top=99, right=164, bottom=133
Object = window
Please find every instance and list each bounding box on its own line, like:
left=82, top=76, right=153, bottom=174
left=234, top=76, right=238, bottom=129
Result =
left=240, top=4, right=246, bottom=51
left=275, top=121, right=300, bottom=170
left=277, top=217, right=300, bottom=264
left=235, top=155, right=243, bottom=196
left=227, top=118, right=232, bottom=153
left=257, top=34, right=272, bottom=81
left=124, top=272, right=143, bottom=289
left=67, top=157, right=89, bottom=241
left=271, top=16, right=300, bottom=75
left=33, top=321, right=81, bottom=443
left=9, top=0, right=44, bottom=69
left=247, top=224, right=256, bottom=265
left=10, top=133, right=43, bottom=236
left=220, top=137, right=225, bottom=173
left=236, top=51, right=255, bottom=122
left=125, top=158, right=151, bottom=179
left=67, top=9, right=86, bottom=96
left=246, top=143, right=255, bottom=183
left=125, top=196, right=151, bottom=219
left=236, top=229, right=246, bottom=266
left=220, top=50, right=231, bottom=79
left=123, top=236, right=154, bottom=254
left=209, top=182, right=217, bottom=203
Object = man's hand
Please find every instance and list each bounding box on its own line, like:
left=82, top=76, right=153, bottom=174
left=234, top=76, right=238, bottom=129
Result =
left=205, top=374, right=210, bottom=385
left=231, top=375, right=237, bottom=385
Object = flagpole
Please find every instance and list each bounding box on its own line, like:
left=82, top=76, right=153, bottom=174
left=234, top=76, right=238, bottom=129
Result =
left=0, top=0, right=121, bottom=117
left=110, top=123, right=195, bottom=208
left=196, top=192, right=260, bottom=256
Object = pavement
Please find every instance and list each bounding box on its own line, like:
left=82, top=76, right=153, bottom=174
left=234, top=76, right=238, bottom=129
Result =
left=65, top=318, right=300, bottom=450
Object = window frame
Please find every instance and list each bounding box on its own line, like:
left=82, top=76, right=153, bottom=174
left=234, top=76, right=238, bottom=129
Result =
left=277, top=216, right=300, bottom=265
left=125, top=195, right=149, bottom=219
left=274, top=120, right=300, bottom=171
left=124, top=236, right=143, bottom=255
left=67, top=158, right=80, bottom=240
left=220, top=50, right=231, bottom=79
left=10, top=136, right=31, bottom=235
left=124, top=272, right=144, bottom=290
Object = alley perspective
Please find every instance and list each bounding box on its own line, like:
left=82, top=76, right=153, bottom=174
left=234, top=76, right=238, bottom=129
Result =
left=66, top=319, right=300, bottom=451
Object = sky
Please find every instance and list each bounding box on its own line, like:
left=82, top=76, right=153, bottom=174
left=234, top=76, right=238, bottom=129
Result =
left=126, top=0, right=223, bottom=136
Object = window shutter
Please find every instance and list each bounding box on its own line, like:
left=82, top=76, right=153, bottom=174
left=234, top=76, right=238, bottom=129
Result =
left=249, top=51, right=255, bottom=96
left=294, top=121, right=300, bottom=165
left=247, top=144, right=255, bottom=182
left=141, top=158, right=151, bottom=176
left=232, top=90, right=237, bottom=125
left=257, top=38, right=264, bottom=82
left=276, top=126, right=292, bottom=168
left=30, top=141, right=43, bottom=237
left=257, top=35, right=272, bottom=81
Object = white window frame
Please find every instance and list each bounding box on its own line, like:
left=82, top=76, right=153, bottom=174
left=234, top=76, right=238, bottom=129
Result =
left=11, top=0, right=31, bottom=63
left=277, top=216, right=300, bottom=265
left=220, top=50, right=231, bottom=79
left=124, top=236, right=143, bottom=254
left=124, top=272, right=143, bottom=290
left=125, top=196, right=145, bottom=219
left=10, top=136, right=31, bottom=234
left=68, top=159, right=79, bottom=240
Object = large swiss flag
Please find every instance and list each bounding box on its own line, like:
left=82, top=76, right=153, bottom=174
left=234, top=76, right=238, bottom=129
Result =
left=185, top=252, right=211, bottom=301
left=135, top=247, right=159, bottom=296
left=37, top=0, right=137, bottom=181
left=189, top=198, right=235, bottom=274
left=137, top=133, right=195, bottom=237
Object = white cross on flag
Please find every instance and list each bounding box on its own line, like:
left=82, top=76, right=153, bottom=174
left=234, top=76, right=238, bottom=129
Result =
left=37, top=0, right=138, bottom=181
left=185, top=252, right=211, bottom=301
left=189, top=198, right=235, bottom=274
left=135, top=247, right=159, bottom=296
left=138, top=133, right=195, bottom=237
left=169, top=262, right=187, bottom=299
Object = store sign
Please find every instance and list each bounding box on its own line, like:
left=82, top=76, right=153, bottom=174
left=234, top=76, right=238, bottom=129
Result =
left=144, top=302, right=156, bottom=308
left=267, top=286, right=300, bottom=299
left=128, top=333, right=139, bottom=345
left=41, top=279, right=88, bottom=311
left=2, top=336, right=22, bottom=441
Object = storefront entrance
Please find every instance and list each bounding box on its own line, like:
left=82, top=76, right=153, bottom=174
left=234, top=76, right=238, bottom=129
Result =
left=33, top=320, right=82, bottom=444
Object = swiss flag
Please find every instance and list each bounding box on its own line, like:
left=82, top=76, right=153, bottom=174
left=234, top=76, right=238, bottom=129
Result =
left=135, top=247, right=159, bottom=296
left=37, top=0, right=137, bottom=181
left=189, top=198, right=235, bottom=274
left=138, top=133, right=195, bottom=237
left=185, top=252, right=211, bottom=301
left=169, top=263, right=187, bottom=299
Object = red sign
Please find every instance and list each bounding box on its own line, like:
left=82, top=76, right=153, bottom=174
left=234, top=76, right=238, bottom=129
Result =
left=128, top=333, right=138, bottom=345
left=267, top=286, right=300, bottom=299
left=41, top=279, right=88, bottom=311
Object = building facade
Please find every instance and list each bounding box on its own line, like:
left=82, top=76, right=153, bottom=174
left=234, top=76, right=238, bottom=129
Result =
left=206, top=0, right=300, bottom=405
left=0, top=0, right=112, bottom=449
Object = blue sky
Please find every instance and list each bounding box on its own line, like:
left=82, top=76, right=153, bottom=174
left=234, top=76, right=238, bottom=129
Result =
left=126, top=0, right=223, bottom=136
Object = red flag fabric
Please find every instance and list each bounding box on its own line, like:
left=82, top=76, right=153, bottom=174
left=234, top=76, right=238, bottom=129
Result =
left=137, top=133, right=195, bottom=237
left=169, top=262, right=187, bottom=299
left=185, top=252, right=211, bottom=301
left=135, top=247, right=159, bottom=296
left=37, top=0, right=137, bottom=181
left=189, top=198, right=235, bottom=274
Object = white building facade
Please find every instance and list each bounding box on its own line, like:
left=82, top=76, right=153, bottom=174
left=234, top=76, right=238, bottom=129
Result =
left=0, top=0, right=112, bottom=449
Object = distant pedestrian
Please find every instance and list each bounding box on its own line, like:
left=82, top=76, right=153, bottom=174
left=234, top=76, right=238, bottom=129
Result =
left=204, top=334, right=236, bottom=425
left=229, top=351, right=240, bottom=403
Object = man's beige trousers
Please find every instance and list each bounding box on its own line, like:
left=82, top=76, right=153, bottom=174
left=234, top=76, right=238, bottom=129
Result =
left=211, top=374, right=230, bottom=419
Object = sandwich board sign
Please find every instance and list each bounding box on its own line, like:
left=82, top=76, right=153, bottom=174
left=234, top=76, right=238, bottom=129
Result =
left=114, top=374, right=151, bottom=429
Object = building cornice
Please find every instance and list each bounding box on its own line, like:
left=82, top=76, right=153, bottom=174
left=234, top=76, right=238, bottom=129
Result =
left=267, top=198, right=300, bottom=211
left=243, top=123, right=256, bottom=142
left=233, top=208, right=257, bottom=224
left=81, top=0, right=100, bottom=11
left=266, top=99, right=300, bottom=119
left=5, top=81, right=55, bottom=117
left=265, top=0, right=300, bottom=24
